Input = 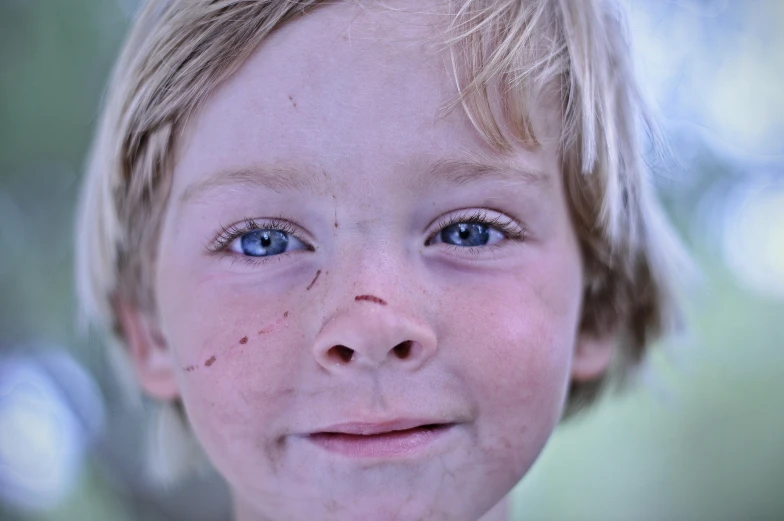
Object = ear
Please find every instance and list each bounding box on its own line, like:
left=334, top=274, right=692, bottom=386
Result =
left=115, top=299, right=180, bottom=401
left=571, top=330, right=615, bottom=382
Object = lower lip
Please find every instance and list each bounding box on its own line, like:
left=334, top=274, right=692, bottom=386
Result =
left=306, top=424, right=454, bottom=458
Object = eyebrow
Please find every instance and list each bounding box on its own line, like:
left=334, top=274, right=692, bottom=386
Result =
left=413, top=158, right=550, bottom=193
left=180, top=165, right=322, bottom=204
left=180, top=158, right=549, bottom=204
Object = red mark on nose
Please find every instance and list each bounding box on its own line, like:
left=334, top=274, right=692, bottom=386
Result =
left=355, top=294, right=387, bottom=305
left=239, top=336, right=248, bottom=345
left=205, top=355, right=217, bottom=367
left=306, top=270, right=322, bottom=290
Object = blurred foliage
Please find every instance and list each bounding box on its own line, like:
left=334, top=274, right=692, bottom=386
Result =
left=1, top=1, right=782, bottom=520
left=0, top=0, right=128, bottom=345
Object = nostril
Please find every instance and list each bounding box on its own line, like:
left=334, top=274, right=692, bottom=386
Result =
left=329, top=345, right=355, bottom=363
left=392, top=340, right=413, bottom=359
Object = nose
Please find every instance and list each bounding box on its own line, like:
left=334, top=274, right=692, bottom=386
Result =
left=312, top=295, right=437, bottom=373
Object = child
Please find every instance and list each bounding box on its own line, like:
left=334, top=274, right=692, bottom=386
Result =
left=75, top=0, right=684, bottom=519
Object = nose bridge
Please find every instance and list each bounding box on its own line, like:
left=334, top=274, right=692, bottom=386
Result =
left=325, top=239, right=410, bottom=306
left=334, top=238, right=402, bottom=288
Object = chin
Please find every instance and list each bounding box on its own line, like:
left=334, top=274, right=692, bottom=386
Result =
left=236, top=484, right=498, bottom=521
left=290, top=495, right=485, bottom=521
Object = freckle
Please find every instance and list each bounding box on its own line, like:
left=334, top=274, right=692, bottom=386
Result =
left=258, top=329, right=267, bottom=335
left=306, top=269, right=322, bottom=290
left=205, top=355, right=217, bottom=367
left=283, top=311, right=289, bottom=318
left=239, top=336, right=248, bottom=345
left=184, top=365, right=197, bottom=372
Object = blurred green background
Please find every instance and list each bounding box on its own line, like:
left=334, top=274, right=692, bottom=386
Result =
left=0, top=1, right=782, bottom=520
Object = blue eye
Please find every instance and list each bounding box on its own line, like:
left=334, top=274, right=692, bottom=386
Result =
left=431, top=214, right=515, bottom=248
left=238, top=229, right=291, bottom=257
left=438, top=222, right=492, bottom=247
left=213, top=219, right=309, bottom=260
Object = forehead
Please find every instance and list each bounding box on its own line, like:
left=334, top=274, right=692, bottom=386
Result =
left=172, top=1, right=561, bottom=197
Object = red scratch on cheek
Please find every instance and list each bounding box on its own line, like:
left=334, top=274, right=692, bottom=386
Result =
left=258, top=313, right=289, bottom=335
left=205, top=355, right=217, bottom=367
left=306, top=269, right=322, bottom=290
left=355, top=294, right=387, bottom=305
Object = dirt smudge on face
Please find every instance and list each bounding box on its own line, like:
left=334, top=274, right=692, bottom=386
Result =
left=205, top=355, right=217, bottom=367
left=306, top=269, right=322, bottom=290
left=354, top=294, right=387, bottom=305
left=332, top=194, right=339, bottom=230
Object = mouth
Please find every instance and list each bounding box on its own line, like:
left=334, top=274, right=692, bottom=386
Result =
left=306, top=422, right=456, bottom=458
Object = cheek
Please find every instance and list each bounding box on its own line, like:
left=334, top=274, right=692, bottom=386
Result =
left=155, top=275, right=307, bottom=476
left=441, top=255, right=582, bottom=474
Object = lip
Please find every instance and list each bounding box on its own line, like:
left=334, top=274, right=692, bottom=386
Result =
left=305, top=419, right=456, bottom=458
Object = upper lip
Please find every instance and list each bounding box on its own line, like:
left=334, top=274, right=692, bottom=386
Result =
left=310, top=418, right=452, bottom=436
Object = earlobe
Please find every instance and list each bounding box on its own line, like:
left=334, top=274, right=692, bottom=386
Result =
left=115, top=299, right=181, bottom=401
left=571, top=331, right=615, bottom=382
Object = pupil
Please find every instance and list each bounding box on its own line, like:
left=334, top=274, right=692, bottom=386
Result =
left=261, top=232, right=272, bottom=247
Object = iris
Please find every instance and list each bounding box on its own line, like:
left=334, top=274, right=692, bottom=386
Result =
left=439, top=223, right=490, bottom=247
left=240, top=230, right=289, bottom=257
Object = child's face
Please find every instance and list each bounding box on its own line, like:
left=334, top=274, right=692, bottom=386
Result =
left=131, top=2, right=610, bottom=520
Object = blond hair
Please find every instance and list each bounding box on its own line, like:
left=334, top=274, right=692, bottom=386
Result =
left=76, top=0, right=686, bottom=483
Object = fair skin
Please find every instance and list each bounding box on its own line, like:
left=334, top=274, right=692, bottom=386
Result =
left=119, top=2, right=612, bottom=520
